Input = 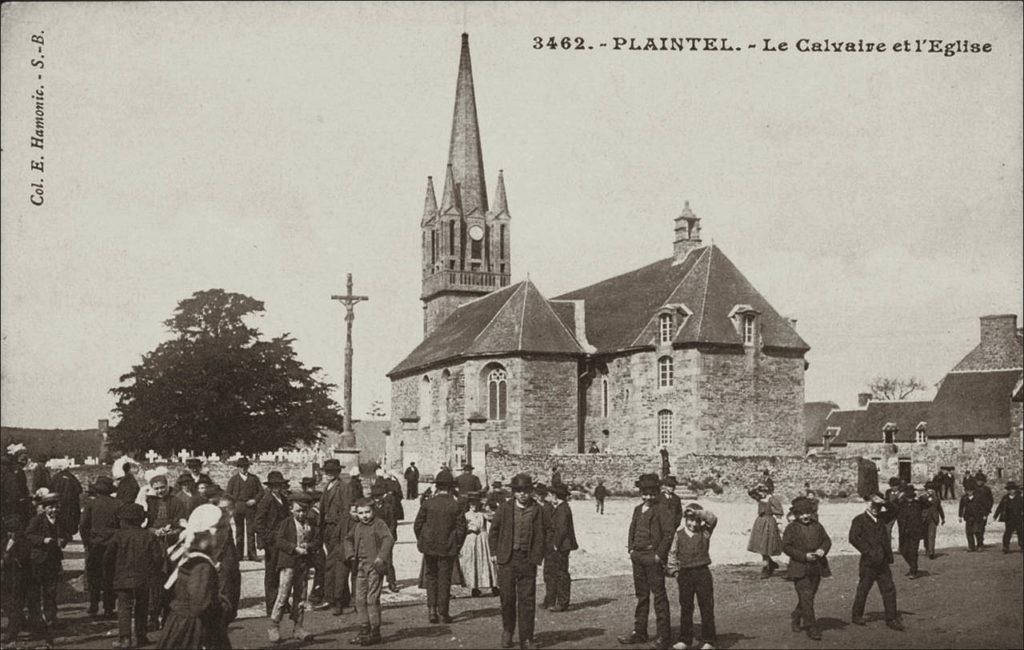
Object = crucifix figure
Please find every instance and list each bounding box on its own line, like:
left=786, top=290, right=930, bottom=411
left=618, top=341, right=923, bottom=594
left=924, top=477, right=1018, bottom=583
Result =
left=331, top=273, right=369, bottom=447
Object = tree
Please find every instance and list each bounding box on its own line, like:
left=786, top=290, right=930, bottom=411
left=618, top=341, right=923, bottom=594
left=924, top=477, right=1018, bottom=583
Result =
left=110, top=289, right=344, bottom=456
left=366, top=399, right=387, bottom=419
left=867, top=376, right=928, bottom=401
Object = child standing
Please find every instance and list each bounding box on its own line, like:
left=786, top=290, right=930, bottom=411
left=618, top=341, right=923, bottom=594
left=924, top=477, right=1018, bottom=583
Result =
left=107, top=503, right=164, bottom=649
left=666, top=503, right=718, bottom=650
left=746, top=484, right=783, bottom=578
left=268, top=492, right=317, bottom=643
left=594, top=480, right=609, bottom=515
left=782, top=497, right=832, bottom=641
left=345, top=497, right=395, bottom=646
left=26, top=490, right=65, bottom=648
left=459, top=493, right=496, bottom=597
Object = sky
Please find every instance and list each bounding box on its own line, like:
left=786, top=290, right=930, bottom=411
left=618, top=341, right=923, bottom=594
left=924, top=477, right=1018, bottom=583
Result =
left=1, top=2, right=1022, bottom=429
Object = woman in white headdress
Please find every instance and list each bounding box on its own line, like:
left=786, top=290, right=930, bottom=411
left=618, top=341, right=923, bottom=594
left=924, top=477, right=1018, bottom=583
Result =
left=157, top=504, right=232, bottom=649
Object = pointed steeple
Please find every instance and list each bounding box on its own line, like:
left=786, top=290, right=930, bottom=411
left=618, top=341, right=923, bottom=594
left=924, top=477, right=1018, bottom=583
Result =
left=491, top=169, right=509, bottom=217
left=421, top=176, right=438, bottom=225
left=447, top=33, right=488, bottom=217
left=439, top=164, right=462, bottom=216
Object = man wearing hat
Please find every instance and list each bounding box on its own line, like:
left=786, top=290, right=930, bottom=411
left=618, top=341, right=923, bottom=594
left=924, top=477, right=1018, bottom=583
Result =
left=371, top=482, right=400, bottom=592
left=107, top=502, right=163, bottom=648
left=660, top=476, right=683, bottom=530
left=227, top=457, right=264, bottom=561
left=489, top=473, right=549, bottom=649
left=548, top=483, right=578, bottom=613
left=618, top=473, right=673, bottom=649
left=456, top=463, right=483, bottom=498
left=319, top=458, right=355, bottom=615
left=783, top=496, right=832, bottom=641
left=849, top=492, right=903, bottom=630
left=993, top=479, right=1022, bottom=553
left=184, top=457, right=210, bottom=486
left=414, top=468, right=466, bottom=624
left=269, top=490, right=318, bottom=642
left=405, top=461, right=420, bottom=500
left=959, top=477, right=987, bottom=551
left=895, top=485, right=927, bottom=578
left=537, top=483, right=558, bottom=611
left=922, top=483, right=945, bottom=560
left=256, top=470, right=292, bottom=616
left=116, top=460, right=141, bottom=505
left=975, top=473, right=995, bottom=548
left=145, top=471, right=187, bottom=629
left=79, top=475, right=121, bottom=617
left=26, top=489, right=65, bottom=643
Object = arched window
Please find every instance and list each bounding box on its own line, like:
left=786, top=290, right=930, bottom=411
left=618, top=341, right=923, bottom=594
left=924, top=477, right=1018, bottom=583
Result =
left=658, top=410, right=673, bottom=446
left=658, top=356, right=674, bottom=387
left=419, top=376, right=432, bottom=427
left=487, top=367, right=508, bottom=420
left=659, top=314, right=673, bottom=344
left=439, top=369, right=451, bottom=422
left=601, top=377, right=609, bottom=417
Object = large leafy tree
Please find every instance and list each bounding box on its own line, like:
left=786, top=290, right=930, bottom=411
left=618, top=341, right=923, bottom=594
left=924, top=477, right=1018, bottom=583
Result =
left=110, top=289, right=344, bottom=456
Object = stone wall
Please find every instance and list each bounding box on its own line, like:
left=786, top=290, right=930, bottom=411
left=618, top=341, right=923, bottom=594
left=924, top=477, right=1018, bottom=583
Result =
left=486, top=449, right=860, bottom=499
left=837, top=436, right=1023, bottom=486
left=520, top=358, right=578, bottom=453
left=64, top=460, right=351, bottom=492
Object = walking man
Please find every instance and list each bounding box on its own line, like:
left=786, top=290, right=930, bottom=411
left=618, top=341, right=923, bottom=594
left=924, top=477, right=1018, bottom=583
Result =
left=456, top=464, right=483, bottom=498
left=255, top=470, right=291, bottom=616
left=975, top=473, right=995, bottom=549
left=489, top=473, right=548, bottom=650
left=896, top=484, right=926, bottom=578
left=849, top=493, right=904, bottom=631
left=594, top=480, right=609, bottom=515
left=548, top=483, right=578, bottom=612
left=227, top=457, right=263, bottom=561
left=319, top=459, right=354, bottom=615
left=922, top=483, right=945, bottom=560
left=993, top=480, right=1023, bottom=553
left=959, top=477, right=987, bottom=552
left=618, top=473, right=673, bottom=650
left=783, top=497, right=832, bottom=641
left=414, top=468, right=466, bottom=624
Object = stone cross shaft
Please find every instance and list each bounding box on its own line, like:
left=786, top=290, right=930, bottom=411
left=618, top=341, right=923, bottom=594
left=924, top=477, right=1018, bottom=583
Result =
left=331, top=273, right=369, bottom=441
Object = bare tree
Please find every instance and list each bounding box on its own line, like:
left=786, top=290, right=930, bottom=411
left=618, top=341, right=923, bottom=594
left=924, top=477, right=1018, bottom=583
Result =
left=868, top=376, right=928, bottom=400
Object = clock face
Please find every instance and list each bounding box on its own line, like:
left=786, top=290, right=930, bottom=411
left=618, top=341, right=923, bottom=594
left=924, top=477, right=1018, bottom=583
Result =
left=468, top=225, right=484, bottom=241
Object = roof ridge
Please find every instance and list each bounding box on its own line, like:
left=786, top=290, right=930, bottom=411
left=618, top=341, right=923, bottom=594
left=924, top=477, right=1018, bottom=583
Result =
left=629, top=246, right=709, bottom=348
left=693, top=245, right=715, bottom=341
left=467, top=282, right=526, bottom=352
left=533, top=289, right=586, bottom=353
left=946, top=367, right=1023, bottom=374
left=518, top=280, right=529, bottom=350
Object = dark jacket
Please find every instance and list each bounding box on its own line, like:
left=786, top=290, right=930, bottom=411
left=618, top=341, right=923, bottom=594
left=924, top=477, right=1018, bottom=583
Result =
left=660, top=492, right=683, bottom=530
left=213, top=522, right=241, bottom=623
left=849, top=509, right=895, bottom=571
left=924, top=497, right=945, bottom=525
left=106, top=526, right=163, bottom=590
left=550, top=501, right=579, bottom=552
left=255, top=492, right=289, bottom=551
left=627, top=502, right=674, bottom=560
left=25, top=513, right=63, bottom=573
left=274, top=516, right=317, bottom=570
left=959, top=493, right=988, bottom=521
left=49, top=469, right=83, bottom=542
left=415, top=492, right=467, bottom=557
left=404, top=466, right=420, bottom=484
left=145, top=494, right=187, bottom=540
left=489, top=498, right=548, bottom=566
left=783, top=519, right=832, bottom=579
left=226, top=472, right=264, bottom=515
left=80, top=493, right=122, bottom=545
left=319, top=478, right=354, bottom=549
left=994, top=493, right=1023, bottom=523
left=897, top=494, right=928, bottom=539
left=455, top=473, right=482, bottom=496
left=594, top=485, right=609, bottom=500
left=976, top=485, right=995, bottom=515
left=117, top=474, right=140, bottom=504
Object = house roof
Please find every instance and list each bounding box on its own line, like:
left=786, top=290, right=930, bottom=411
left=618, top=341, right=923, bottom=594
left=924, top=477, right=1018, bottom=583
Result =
left=928, top=369, right=1022, bottom=438
left=0, top=426, right=105, bottom=461
left=804, top=401, right=839, bottom=446
left=842, top=400, right=931, bottom=443
left=388, top=280, right=584, bottom=378
left=554, top=245, right=808, bottom=355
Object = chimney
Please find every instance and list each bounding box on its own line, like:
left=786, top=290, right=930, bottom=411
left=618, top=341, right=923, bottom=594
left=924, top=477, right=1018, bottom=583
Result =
left=673, top=201, right=703, bottom=264
left=857, top=393, right=872, bottom=408
left=787, top=317, right=798, bottom=331
left=979, top=314, right=1018, bottom=348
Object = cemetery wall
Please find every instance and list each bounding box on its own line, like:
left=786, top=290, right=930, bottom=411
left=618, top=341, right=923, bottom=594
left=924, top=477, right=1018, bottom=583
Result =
left=67, top=460, right=340, bottom=491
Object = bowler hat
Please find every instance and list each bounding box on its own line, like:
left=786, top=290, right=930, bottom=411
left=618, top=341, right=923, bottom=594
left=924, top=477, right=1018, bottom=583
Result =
left=322, top=459, right=342, bottom=474
left=434, top=469, right=455, bottom=488
left=196, top=474, right=213, bottom=486
left=176, top=474, right=195, bottom=486
left=264, top=470, right=290, bottom=486
left=510, top=473, right=534, bottom=492
left=234, top=457, right=251, bottom=468
left=888, top=477, right=901, bottom=487
left=204, top=484, right=224, bottom=499
left=370, top=482, right=387, bottom=497
left=663, top=476, right=678, bottom=488
left=791, top=496, right=815, bottom=516
left=635, top=473, right=661, bottom=493
left=964, top=477, right=978, bottom=491
left=93, top=476, right=115, bottom=495
left=300, top=476, right=317, bottom=487
left=120, top=503, right=146, bottom=523
left=287, top=491, right=314, bottom=506
left=35, top=488, right=60, bottom=505
left=552, top=484, right=570, bottom=500
left=462, top=464, right=474, bottom=471
left=186, top=457, right=202, bottom=467
left=1007, top=479, right=1020, bottom=490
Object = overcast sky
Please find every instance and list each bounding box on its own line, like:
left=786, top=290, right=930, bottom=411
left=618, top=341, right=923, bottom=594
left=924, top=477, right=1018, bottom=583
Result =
left=2, top=2, right=1021, bottom=429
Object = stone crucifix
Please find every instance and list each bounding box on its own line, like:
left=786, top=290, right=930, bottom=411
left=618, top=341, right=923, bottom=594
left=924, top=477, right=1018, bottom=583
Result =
left=331, top=273, right=369, bottom=448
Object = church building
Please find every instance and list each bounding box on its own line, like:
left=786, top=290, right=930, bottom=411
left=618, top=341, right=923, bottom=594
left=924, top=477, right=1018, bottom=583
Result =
left=387, top=34, right=809, bottom=474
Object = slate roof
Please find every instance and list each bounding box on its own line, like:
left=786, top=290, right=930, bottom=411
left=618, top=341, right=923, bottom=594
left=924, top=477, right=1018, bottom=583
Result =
left=388, top=280, right=583, bottom=378
left=554, top=245, right=808, bottom=355
left=0, top=426, right=105, bottom=461
left=804, top=401, right=839, bottom=446
left=928, top=369, right=1022, bottom=438
left=842, top=400, right=931, bottom=443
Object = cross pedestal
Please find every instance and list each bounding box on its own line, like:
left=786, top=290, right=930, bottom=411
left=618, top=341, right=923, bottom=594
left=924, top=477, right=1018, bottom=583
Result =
left=331, top=272, right=368, bottom=464
left=333, top=447, right=361, bottom=474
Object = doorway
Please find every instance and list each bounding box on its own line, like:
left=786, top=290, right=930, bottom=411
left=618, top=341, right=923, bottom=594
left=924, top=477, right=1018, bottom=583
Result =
left=898, top=458, right=912, bottom=484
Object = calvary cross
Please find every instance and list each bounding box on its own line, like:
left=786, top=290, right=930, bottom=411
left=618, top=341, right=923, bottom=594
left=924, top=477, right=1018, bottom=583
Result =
left=331, top=273, right=369, bottom=443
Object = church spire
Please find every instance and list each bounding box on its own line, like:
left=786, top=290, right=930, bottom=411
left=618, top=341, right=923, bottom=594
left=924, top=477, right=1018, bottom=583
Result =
left=491, top=169, right=509, bottom=217
left=447, top=33, right=488, bottom=217
left=439, top=164, right=461, bottom=216
left=421, top=176, right=438, bottom=225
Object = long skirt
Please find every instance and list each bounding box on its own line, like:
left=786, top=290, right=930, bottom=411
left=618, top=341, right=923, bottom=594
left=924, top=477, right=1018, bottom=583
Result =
left=157, top=612, right=232, bottom=650
left=747, top=515, right=782, bottom=556
left=459, top=531, right=496, bottom=590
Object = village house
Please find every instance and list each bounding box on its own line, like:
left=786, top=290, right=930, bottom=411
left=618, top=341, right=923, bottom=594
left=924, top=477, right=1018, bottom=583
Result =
left=386, top=34, right=808, bottom=475
left=808, top=314, right=1024, bottom=485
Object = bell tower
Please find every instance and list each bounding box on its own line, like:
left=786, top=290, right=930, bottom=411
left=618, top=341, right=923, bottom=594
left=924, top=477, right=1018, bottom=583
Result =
left=421, top=33, right=511, bottom=337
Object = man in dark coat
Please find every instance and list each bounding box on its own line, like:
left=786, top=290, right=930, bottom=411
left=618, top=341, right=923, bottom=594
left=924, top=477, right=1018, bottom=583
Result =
left=455, top=464, right=483, bottom=499
left=26, top=490, right=64, bottom=644
left=959, top=477, right=988, bottom=551
left=106, top=503, right=163, bottom=648
left=227, top=457, right=263, bottom=561
left=659, top=476, right=683, bottom=530
left=183, top=457, right=211, bottom=486
left=783, top=497, right=832, bottom=641
left=255, top=471, right=291, bottom=616
left=974, top=473, right=995, bottom=548
left=537, top=484, right=557, bottom=611
left=2, top=445, right=33, bottom=526
left=994, top=480, right=1023, bottom=553
left=618, top=473, right=674, bottom=650
left=319, top=459, right=355, bottom=615
left=371, top=482, right=400, bottom=592
left=896, top=485, right=927, bottom=577
left=414, top=469, right=466, bottom=624
left=144, top=472, right=186, bottom=629
left=404, top=462, right=420, bottom=499
left=48, top=463, right=83, bottom=543
left=849, top=493, right=903, bottom=630
left=80, top=475, right=121, bottom=617
left=548, top=483, right=578, bottom=612
left=489, top=473, right=549, bottom=650
left=116, top=460, right=140, bottom=505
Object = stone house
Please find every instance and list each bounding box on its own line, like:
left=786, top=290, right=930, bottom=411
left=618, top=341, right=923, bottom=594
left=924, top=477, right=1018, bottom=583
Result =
left=386, top=34, right=808, bottom=476
left=808, top=314, right=1024, bottom=485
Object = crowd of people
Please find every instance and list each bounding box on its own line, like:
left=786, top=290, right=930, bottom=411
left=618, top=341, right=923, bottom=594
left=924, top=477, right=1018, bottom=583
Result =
left=2, top=441, right=1022, bottom=650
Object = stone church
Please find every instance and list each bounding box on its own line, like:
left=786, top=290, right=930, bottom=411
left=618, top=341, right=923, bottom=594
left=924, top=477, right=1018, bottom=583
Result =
left=387, top=34, right=809, bottom=474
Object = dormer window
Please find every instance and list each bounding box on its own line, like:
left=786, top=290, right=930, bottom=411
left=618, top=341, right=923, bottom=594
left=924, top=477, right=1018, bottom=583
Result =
left=743, top=314, right=756, bottom=345
left=728, top=305, right=760, bottom=346
left=824, top=426, right=840, bottom=451
left=659, top=314, right=673, bottom=344
left=882, top=422, right=897, bottom=444
left=915, top=422, right=927, bottom=444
